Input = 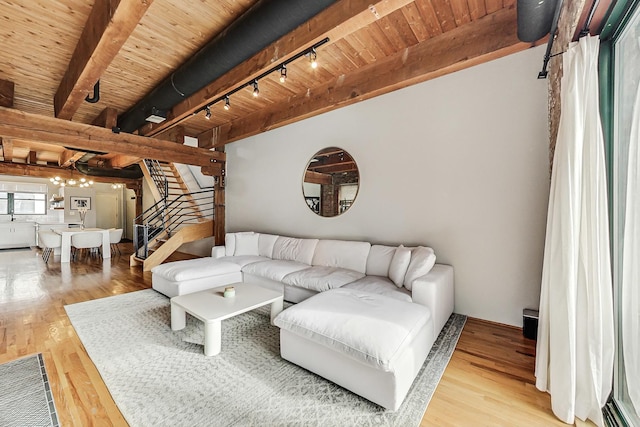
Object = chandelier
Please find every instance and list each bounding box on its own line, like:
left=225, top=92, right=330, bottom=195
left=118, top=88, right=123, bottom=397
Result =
left=50, top=176, right=93, bottom=188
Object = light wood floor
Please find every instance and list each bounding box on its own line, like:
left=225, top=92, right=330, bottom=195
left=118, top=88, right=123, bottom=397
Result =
left=0, top=244, right=570, bottom=426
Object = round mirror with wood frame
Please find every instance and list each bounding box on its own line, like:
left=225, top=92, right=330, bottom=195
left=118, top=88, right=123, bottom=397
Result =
left=302, top=147, right=359, bottom=217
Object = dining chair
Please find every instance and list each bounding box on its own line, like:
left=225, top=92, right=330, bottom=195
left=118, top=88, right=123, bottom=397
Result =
left=38, top=230, right=61, bottom=263
left=71, top=232, right=103, bottom=261
left=109, top=228, right=124, bottom=255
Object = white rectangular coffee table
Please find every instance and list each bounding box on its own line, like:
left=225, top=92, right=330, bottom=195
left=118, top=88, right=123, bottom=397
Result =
left=170, top=282, right=284, bottom=356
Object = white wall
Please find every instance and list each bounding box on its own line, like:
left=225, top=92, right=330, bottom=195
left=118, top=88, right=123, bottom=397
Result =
left=225, top=46, right=550, bottom=326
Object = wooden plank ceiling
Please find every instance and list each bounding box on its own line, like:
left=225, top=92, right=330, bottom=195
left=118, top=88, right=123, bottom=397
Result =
left=0, top=0, right=550, bottom=176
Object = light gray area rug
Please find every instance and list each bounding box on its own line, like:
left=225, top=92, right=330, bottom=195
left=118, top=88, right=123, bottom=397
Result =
left=65, top=289, right=466, bottom=427
left=0, top=353, right=60, bottom=427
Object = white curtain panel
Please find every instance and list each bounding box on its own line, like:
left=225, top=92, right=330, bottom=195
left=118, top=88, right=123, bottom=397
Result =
left=622, top=52, right=640, bottom=413
left=535, top=35, right=614, bottom=427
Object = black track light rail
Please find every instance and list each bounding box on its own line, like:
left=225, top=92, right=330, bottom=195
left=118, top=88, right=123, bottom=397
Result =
left=194, top=37, right=330, bottom=116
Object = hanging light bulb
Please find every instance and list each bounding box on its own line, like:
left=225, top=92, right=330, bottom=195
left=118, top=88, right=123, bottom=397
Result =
left=252, top=80, right=259, bottom=97
left=279, top=65, right=287, bottom=83
left=224, top=95, right=230, bottom=110
left=309, top=48, right=318, bottom=69
left=205, top=105, right=211, bottom=120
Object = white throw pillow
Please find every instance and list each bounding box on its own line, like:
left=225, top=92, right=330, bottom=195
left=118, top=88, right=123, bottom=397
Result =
left=234, top=232, right=259, bottom=256
left=403, top=246, right=436, bottom=291
left=388, top=245, right=411, bottom=287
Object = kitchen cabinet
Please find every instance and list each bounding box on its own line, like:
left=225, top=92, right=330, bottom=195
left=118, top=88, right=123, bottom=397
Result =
left=0, top=222, right=36, bottom=249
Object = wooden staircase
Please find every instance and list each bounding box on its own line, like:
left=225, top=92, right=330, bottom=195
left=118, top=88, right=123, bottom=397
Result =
left=131, top=160, right=214, bottom=271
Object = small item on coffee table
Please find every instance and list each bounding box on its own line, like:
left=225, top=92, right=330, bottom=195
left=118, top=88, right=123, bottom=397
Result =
left=223, top=286, right=235, bottom=298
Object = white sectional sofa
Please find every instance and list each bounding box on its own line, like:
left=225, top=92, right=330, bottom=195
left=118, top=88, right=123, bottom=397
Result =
left=152, top=231, right=454, bottom=340
left=152, top=231, right=455, bottom=410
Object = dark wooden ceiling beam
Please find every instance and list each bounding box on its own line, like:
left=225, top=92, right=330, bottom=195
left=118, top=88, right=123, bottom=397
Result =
left=304, top=170, right=333, bottom=185
left=143, top=0, right=416, bottom=138
left=0, top=107, right=224, bottom=167
left=0, top=79, right=14, bottom=108
left=0, top=162, right=141, bottom=187
left=206, top=6, right=531, bottom=146
left=309, top=162, right=357, bottom=174
left=54, top=0, right=154, bottom=120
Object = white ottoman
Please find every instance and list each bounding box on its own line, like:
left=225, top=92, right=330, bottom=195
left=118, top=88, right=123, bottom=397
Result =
left=274, top=288, right=435, bottom=411
left=151, top=257, right=242, bottom=297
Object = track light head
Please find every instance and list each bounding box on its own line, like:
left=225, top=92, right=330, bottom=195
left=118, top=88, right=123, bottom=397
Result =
left=252, top=80, right=259, bottom=97
left=205, top=105, right=211, bottom=120
left=224, top=95, right=230, bottom=110
left=279, top=65, right=287, bottom=83
left=310, top=48, right=318, bottom=69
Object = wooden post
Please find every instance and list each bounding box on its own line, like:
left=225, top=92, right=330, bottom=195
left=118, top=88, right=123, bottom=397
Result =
left=214, top=147, right=225, bottom=246
left=0, top=79, right=14, bottom=108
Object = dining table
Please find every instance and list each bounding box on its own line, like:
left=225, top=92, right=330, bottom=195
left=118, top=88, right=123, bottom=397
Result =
left=53, top=227, right=111, bottom=263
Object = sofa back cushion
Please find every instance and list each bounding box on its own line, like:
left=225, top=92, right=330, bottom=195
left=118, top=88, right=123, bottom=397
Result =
left=365, top=245, right=397, bottom=277
left=258, top=233, right=279, bottom=258
left=225, top=232, right=259, bottom=256
left=311, top=240, right=371, bottom=273
left=272, top=236, right=319, bottom=265
left=403, top=246, right=436, bottom=290
left=389, top=245, right=411, bottom=287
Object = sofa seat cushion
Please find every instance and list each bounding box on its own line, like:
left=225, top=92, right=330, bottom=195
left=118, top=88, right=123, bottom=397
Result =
left=282, top=266, right=365, bottom=292
left=342, top=276, right=412, bottom=303
left=151, top=257, right=240, bottom=282
left=274, top=288, right=432, bottom=371
left=242, top=259, right=310, bottom=282
left=217, top=255, right=270, bottom=268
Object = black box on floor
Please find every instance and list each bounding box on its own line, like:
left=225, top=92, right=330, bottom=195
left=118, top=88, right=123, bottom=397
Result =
left=523, top=309, right=539, bottom=340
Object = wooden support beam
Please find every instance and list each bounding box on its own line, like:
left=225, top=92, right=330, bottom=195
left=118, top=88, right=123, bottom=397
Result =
left=304, top=170, right=333, bottom=185
left=143, top=0, right=416, bottom=137
left=0, top=79, right=14, bottom=108
left=60, top=150, right=86, bottom=168
left=200, top=162, right=224, bottom=177
left=213, top=146, right=225, bottom=246
left=54, top=0, right=154, bottom=120
left=0, top=107, right=224, bottom=167
left=111, top=155, right=142, bottom=169
left=211, top=6, right=530, bottom=145
left=1, top=137, right=13, bottom=162
left=0, top=161, right=140, bottom=187
left=157, top=126, right=186, bottom=144
left=198, top=126, right=231, bottom=149
left=92, top=107, right=119, bottom=128
left=28, top=151, right=37, bottom=164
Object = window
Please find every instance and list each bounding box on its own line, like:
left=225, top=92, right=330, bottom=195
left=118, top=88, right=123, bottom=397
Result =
left=0, top=192, right=7, bottom=214
left=0, top=192, right=46, bottom=215
left=601, top=0, right=640, bottom=423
